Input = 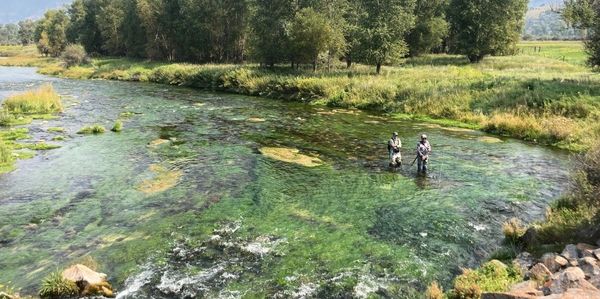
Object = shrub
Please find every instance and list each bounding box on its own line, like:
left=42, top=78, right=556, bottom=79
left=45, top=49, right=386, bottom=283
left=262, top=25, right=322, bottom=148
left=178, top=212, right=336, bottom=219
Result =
left=111, top=120, right=123, bottom=132
left=426, top=281, right=445, bottom=299
left=77, top=125, right=106, bottom=135
left=2, top=84, right=63, bottom=114
left=451, top=260, right=522, bottom=299
left=38, top=271, right=79, bottom=299
left=502, top=218, right=527, bottom=244
left=61, top=44, right=89, bottom=68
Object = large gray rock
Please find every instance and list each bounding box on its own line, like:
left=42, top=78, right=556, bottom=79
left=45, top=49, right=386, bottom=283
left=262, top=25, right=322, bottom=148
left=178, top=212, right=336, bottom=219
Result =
left=530, top=263, right=553, bottom=282
left=513, top=252, right=535, bottom=273
left=547, top=267, right=598, bottom=294
left=482, top=292, right=537, bottom=299
left=483, top=282, right=542, bottom=299
left=541, top=287, right=600, bottom=299
left=593, top=248, right=600, bottom=260
left=579, top=257, right=600, bottom=278
left=555, top=256, right=568, bottom=267
left=542, top=253, right=561, bottom=273
left=562, top=244, right=579, bottom=260
left=589, top=274, right=600, bottom=289
left=577, top=243, right=598, bottom=258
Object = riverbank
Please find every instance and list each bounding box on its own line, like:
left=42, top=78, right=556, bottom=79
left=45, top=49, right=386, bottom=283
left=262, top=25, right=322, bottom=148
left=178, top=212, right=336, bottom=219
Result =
left=1, top=42, right=599, bottom=151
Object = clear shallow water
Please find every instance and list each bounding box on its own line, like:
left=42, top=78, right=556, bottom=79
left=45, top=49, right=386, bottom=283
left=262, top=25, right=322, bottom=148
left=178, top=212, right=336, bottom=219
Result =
left=0, top=67, right=570, bottom=297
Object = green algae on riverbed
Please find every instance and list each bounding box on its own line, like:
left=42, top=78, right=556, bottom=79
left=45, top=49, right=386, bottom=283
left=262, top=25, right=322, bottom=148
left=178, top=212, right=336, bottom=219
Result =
left=0, top=67, right=572, bottom=297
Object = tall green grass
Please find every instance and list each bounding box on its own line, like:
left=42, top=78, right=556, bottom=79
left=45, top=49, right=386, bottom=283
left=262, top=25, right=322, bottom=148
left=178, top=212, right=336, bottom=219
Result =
left=3, top=84, right=63, bottom=114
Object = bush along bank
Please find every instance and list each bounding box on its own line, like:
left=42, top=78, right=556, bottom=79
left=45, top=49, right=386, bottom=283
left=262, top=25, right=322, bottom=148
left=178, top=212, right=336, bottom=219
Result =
left=27, top=53, right=600, bottom=152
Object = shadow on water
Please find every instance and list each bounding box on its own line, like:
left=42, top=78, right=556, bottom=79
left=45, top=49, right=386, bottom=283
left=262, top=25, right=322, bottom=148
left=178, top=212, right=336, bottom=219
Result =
left=0, top=67, right=572, bottom=297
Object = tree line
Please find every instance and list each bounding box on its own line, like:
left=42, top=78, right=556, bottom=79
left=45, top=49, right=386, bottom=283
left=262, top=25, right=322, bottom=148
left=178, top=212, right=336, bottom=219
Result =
left=24, top=0, right=528, bottom=73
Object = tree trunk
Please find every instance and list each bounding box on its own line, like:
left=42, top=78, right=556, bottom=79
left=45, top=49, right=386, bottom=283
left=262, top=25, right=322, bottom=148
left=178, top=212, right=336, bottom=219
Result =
left=312, top=59, right=317, bottom=72
left=346, top=55, right=352, bottom=68
left=467, top=54, right=484, bottom=63
left=376, top=63, right=381, bottom=74
left=291, top=61, right=294, bottom=69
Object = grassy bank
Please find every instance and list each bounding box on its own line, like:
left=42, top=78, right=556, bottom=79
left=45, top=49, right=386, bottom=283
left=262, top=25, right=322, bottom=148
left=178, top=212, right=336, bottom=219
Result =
left=0, top=84, right=63, bottom=174
left=2, top=42, right=599, bottom=151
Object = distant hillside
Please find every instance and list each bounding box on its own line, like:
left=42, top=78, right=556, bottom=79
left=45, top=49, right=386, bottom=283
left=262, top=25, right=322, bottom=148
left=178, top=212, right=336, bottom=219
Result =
left=525, top=0, right=584, bottom=40
left=0, top=0, right=72, bottom=24
left=529, top=0, right=562, bottom=8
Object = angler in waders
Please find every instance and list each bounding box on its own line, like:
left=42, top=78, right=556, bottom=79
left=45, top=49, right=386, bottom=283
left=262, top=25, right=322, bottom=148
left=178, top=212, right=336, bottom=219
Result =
left=388, top=132, right=402, bottom=167
left=415, top=134, right=431, bottom=172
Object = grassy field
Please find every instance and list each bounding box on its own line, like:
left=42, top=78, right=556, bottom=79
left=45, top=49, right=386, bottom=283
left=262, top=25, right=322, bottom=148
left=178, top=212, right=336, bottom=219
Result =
left=1, top=41, right=598, bottom=151
left=518, top=41, right=587, bottom=65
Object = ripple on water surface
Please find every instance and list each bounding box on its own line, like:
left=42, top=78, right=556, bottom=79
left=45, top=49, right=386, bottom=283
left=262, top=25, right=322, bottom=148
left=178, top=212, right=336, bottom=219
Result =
left=0, top=67, right=570, bottom=297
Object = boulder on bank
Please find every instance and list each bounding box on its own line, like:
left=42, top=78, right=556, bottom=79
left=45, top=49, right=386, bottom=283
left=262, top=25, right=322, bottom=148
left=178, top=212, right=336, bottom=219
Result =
left=561, top=244, right=578, bottom=261
left=546, top=267, right=598, bottom=295
left=62, top=264, right=115, bottom=297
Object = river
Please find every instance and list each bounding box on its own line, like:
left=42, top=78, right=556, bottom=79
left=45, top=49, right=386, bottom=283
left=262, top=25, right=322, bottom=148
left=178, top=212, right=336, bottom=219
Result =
left=0, top=67, right=570, bottom=298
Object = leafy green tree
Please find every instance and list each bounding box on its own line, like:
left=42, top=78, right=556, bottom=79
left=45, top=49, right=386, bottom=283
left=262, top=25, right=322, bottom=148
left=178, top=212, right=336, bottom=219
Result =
left=136, top=0, right=185, bottom=60
left=182, top=0, right=249, bottom=63
left=287, top=8, right=345, bottom=71
left=406, top=0, right=449, bottom=56
left=355, top=0, right=416, bottom=74
left=36, top=10, right=70, bottom=57
left=341, top=0, right=365, bottom=68
left=0, top=24, right=20, bottom=45
left=18, top=20, right=36, bottom=45
left=250, top=0, right=294, bottom=67
left=448, top=0, right=528, bottom=63
left=120, top=0, right=147, bottom=58
left=37, top=32, right=51, bottom=56
left=97, top=0, right=126, bottom=55
left=563, top=0, right=596, bottom=29
left=67, top=0, right=104, bottom=54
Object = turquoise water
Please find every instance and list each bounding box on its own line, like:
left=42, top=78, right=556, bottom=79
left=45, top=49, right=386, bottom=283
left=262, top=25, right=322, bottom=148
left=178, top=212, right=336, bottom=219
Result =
left=0, top=67, right=569, bottom=298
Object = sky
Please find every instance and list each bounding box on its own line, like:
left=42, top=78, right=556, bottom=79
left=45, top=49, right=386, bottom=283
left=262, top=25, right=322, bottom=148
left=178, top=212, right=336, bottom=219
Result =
left=0, top=0, right=561, bottom=24
left=0, top=0, right=73, bottom=24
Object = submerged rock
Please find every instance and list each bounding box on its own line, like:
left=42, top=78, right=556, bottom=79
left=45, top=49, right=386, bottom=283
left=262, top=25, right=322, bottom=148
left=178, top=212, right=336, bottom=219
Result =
left=247, top=117, right=266, bottom=122
left=478, top=136, right=503, bottom=144
left=259, top=147, right=323, bottom=167
left=137, top=164, right=182, bottom=194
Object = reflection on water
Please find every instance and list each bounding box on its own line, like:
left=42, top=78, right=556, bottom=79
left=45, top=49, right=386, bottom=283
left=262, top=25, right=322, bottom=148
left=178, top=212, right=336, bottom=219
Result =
left=0, top=67, right=570, bottom=297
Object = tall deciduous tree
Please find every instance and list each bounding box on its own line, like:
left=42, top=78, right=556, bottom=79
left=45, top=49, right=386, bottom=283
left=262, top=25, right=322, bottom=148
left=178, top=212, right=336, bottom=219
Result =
left=406, top=0, right=449, bottom=56
left=97, top=0, right=126, bottom=55
left=18, top=20, right=36, bottom=45
left=36, top=9, right=70, bottom=57
left=355, top=0, right=416, bottom=74
left=448, top=0, right=528, bottom=63
left=287, top=8, right=345, bottom=71
left=250, top=0, right=294, bottom=67
left=121, top=0, right=147, bottom=58
left=67, top=0, right=104, bottom=54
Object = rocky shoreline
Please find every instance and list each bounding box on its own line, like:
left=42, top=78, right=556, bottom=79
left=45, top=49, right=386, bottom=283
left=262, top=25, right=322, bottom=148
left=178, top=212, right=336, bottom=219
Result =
left=484, top=242, right=600, bottom=298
